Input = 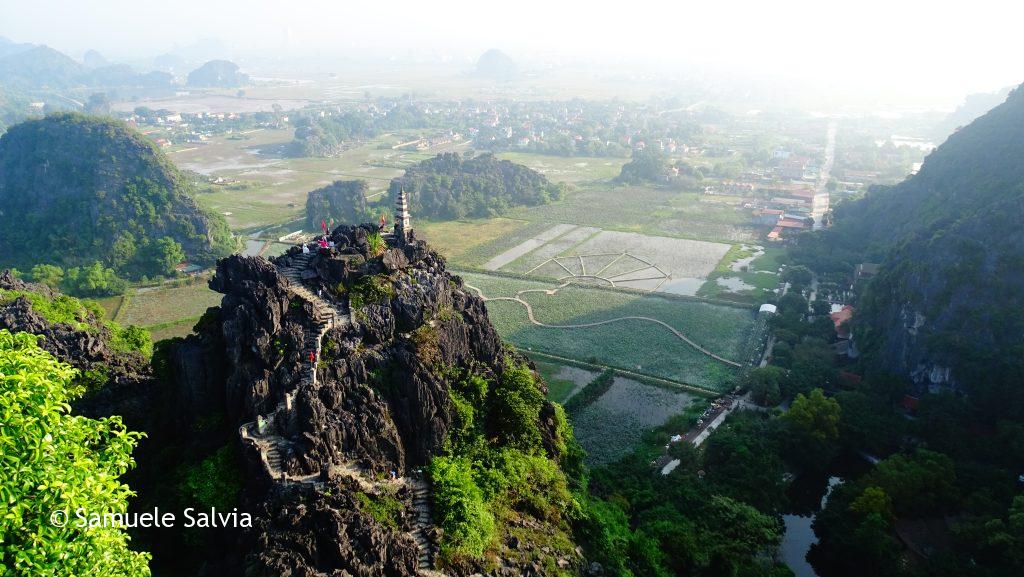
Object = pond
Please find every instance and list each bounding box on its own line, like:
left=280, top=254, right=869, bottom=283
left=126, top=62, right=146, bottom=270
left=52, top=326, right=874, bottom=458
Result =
left=571, top=377, right=697, bottom=466
left=659, top=277, right=705, bottom=296
left=716, top=276, right=755, bottom=292
left=781, top=477, right=841, bottom=577
left=780, top=453, right=872, bottom=577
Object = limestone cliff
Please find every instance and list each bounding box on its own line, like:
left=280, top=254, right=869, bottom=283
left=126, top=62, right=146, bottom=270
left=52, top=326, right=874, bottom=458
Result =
left=171, top=224, right=583, bottom=576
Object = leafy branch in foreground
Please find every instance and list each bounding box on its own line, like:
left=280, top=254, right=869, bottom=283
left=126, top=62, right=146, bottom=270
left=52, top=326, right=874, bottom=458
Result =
left=0, top=329, right=150, bottom=576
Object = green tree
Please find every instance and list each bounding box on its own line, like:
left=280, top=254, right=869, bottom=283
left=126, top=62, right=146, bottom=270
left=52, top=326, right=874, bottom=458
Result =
left=84, top=93, right=111, bottom=115
left=782, top=388, right=841, bottom=472
left=29, top=264, right=64, bottom=288
left=863, top=450, right=957, bottom=517
left=428, top=456, right=495, bottom=559
left=785, top=388, right=841, bottom=443
left=62, top=261, right=127, bottom=297
left=782, top=265, right=813, bottom=288
left=490, top=362, right=545, bottom=450
left=110, top=232, right=138, bottom=270
left=177, top=444, right=243, bottom=511
left=0, top=330, right=150, bottom=576
left=811, top=298, right=832, bottom=316
left=148, top=237, right=185, bottom=276
left=745, top=366, right=785, bottom=406
left=617, top=147, right=670, bottom=184
left=849, top=486, right=894, bottom=522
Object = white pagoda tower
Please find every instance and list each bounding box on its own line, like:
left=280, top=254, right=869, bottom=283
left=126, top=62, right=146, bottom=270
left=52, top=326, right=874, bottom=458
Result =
left=394, top=187, right=412, bottom=242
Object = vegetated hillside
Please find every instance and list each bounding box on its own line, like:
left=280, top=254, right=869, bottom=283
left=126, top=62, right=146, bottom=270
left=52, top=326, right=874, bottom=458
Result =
left=393, top=152, right=565, bottom=219
left=0, top=85, right=31, bottom=133
left=794, top=84, right=1024, bottom=413
left=0, top=36, right=35, bottom=59
left=305, top=179, right=370, bottom=230
left=0, top=270, right=155, bottom=414
left=0, top=43, right=177, bottom=93
left=0, top=113, right=236, bottom=279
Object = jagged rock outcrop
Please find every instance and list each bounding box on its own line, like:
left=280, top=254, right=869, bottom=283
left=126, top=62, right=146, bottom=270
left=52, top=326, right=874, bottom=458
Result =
left=168, top=223, right=578, bottom=576
left=248, top=478, right=420, bottom=577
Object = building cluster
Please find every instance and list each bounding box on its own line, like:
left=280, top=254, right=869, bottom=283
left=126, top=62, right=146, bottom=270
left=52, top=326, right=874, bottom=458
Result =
left=123, top=108, right=282, bottom=147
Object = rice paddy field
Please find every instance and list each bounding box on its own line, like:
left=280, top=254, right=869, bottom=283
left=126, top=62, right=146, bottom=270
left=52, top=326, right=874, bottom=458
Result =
left=109, top=282, right=223, bottom=341
left=570, top=376, right=698, bottom=465
left=416, top=218, right=529, bottom=262
left=505, top=183, right=759, bottom=244
left=459, top=271, right=758, bottom=392
left=472, top=221, right=733, bottom=296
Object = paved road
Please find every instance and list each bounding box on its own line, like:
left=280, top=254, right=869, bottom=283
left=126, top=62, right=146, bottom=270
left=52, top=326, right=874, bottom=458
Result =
left=812, top=121, right=837, bottom=230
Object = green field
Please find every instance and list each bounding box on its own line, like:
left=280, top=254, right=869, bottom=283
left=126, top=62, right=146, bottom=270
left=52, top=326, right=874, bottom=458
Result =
left=504, top=183, right=759, bottom=244
left=494, top=152, right=626, bottom=183
left=459, top=271, right=757, bottom=392
left=416, top=218, right=530, bottom=262
left=571, top=376, right=697, bottom=465
left=531, top=358, right=591, bottom=403
left=119, top=282, right=222, bottom=330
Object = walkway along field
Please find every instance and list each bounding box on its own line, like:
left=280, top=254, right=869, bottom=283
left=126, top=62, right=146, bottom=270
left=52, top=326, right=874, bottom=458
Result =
left=463, top=280, right=744, bottom=368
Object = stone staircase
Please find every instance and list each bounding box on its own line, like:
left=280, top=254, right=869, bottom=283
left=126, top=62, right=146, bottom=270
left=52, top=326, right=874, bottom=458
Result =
left=238, top=251, right=348, bottom=485
left=409, top=479, right=438, bottom=569
left=236, top=247, right=445, bottom=573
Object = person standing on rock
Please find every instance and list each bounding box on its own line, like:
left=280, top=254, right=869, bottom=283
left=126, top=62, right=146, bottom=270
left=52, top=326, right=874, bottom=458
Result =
left=309, top=351, right=316, bottom=365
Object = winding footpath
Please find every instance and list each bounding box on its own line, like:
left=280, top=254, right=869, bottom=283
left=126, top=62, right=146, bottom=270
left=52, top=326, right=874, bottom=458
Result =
left=237, top=251, right=445, bottom=575
left=462, top=281, right=742, bottom=368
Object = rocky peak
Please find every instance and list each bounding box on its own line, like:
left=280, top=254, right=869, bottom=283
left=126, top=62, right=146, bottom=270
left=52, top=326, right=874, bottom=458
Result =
left=166, top=221, right=578, bottom=575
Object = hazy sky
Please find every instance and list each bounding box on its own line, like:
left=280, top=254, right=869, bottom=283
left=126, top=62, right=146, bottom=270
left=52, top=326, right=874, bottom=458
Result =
left=1, top=0, right=1021, bottom=103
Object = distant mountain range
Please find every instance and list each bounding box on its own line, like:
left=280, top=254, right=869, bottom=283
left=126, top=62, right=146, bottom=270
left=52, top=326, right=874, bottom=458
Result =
left=0, top=36, right=35, bottom=59
left=0, top=37, right=245, bottom=92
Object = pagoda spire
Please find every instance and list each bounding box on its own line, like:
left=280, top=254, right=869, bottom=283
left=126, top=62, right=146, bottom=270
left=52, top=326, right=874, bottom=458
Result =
left=394, top=187, right=412, bottom=242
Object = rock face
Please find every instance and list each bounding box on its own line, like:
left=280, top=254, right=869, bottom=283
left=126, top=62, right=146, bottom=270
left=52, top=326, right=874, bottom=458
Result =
left=169, top=223, right=575, bottom=575
left=247, top=477, right=420, bottom=577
